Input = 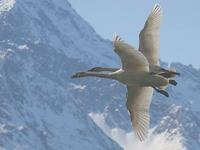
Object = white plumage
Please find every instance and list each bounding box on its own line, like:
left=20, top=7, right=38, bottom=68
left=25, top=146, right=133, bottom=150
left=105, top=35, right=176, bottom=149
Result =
left=139, top=4, right=162, bottom=66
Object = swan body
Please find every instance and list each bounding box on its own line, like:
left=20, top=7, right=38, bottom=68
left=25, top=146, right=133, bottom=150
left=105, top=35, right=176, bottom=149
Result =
left=72, top=4, right=179, bottom=141
left=112, top=70, right=168, bottom=87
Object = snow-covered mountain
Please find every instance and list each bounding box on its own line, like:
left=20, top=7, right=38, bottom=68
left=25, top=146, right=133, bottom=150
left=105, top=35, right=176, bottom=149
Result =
left=0, top=0, right=199, bottom=150
left=0, top=0, right=121, bottom=149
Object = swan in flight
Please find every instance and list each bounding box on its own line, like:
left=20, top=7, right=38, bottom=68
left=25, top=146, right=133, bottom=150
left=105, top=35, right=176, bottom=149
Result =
left=72, top=4, right=179, bottom=141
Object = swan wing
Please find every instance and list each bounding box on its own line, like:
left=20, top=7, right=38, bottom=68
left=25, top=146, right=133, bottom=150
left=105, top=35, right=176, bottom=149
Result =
left=126, top=86, right=153, bottom=141
left=113, top=34, right=149, bottom=71
left=139, top=4, right=162, bottom=65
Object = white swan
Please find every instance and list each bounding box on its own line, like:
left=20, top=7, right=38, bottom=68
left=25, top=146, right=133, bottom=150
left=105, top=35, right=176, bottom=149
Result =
left=139, top=4, right=179, bottom=78
left=72, top=4, right=179, bottom=141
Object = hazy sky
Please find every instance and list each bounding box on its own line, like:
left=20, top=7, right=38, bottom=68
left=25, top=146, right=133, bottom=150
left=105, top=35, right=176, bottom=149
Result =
left=68, top=0, right=200, bottom=68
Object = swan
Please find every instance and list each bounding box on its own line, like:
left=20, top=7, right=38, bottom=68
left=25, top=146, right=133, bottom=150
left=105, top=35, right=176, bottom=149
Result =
left=71, top=4, right=179, bottom=141
left=138, top=4, right=180, bottom=78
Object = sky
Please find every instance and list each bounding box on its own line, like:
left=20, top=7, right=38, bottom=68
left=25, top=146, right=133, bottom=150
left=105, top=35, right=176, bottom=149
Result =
left=68, top=0, right=200, bottom=68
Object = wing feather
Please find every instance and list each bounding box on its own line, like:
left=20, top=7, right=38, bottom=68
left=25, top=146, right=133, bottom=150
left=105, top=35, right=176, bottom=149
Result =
left=126, top=86, right=153, bottom=141
left=113, top=34, right=149, bottom=72
left=139, top=4, right=162, bottom=65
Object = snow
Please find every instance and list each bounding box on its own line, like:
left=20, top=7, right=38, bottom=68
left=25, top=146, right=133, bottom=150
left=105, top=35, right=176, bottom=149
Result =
left=0, top=124, right=8, bottom=134
left=18, top=44, right=29, bottom=50
left=169, top=105, right=182, bottom=114
left=198, top=134, right=200, bottom=143
left=0, top=0, right=15, bottom=13
left=69, top=83, right=86, bottom=91
left=89, top=112, right=186, bottom=150
left=17, top=126, right=26, bottom=131
left=0, top=146, right=6, bottom=150
left=0, top=51, right=6, bottom=59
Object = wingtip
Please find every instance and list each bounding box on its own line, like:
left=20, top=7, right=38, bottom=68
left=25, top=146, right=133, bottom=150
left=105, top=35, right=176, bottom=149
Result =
left=154, top=3, right=161, bottom=9
left=152, top=4, right=162, bottom=14
left=113, top=33, right=122, bottom=42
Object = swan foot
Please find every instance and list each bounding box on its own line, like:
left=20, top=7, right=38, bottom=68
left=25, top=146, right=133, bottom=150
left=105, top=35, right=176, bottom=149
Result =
left=159, top=90, right=169, bottom=97
left=169, top=80, right=177, bottom=86
left=71, top=72, right=87, bottom=78
left=152, top=86, right=169, bottom=97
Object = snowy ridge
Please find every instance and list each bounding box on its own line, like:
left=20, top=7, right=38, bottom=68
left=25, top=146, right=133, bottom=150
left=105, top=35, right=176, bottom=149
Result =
left=89, top=112, right=186, bottom=150
left=1, top=0, right=117, bottom=66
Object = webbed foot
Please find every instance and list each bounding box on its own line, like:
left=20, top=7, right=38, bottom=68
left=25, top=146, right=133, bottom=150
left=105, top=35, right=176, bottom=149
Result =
left=152, top=86, right=169, bottom=97
left=159, top=90, right=169, bottom=97
left=169, top=80, right=177, bottom=86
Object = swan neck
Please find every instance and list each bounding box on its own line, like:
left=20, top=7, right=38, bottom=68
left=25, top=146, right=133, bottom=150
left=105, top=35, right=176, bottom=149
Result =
left=85, top=72, right=115, bottom=79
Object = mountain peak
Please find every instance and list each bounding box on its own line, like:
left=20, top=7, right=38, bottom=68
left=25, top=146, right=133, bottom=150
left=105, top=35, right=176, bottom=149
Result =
left=0, top=0, right=116, bottom=66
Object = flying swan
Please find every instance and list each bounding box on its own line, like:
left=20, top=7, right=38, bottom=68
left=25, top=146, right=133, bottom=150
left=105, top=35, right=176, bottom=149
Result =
left=72, top=4, right=180, bottom=141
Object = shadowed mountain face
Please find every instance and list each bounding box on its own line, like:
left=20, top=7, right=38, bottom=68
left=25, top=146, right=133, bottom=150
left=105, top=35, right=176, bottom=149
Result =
left=0, top=0, right=200, bottom=150
left=0, top=0, right=121, bottom=149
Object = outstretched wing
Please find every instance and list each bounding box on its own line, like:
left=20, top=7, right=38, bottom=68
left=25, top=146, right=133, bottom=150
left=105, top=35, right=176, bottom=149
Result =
left=139, top=4, right=163, bottom=65
left=126, top=86, right=153, bottom=141
left=113, top=34, right=149, bottom=72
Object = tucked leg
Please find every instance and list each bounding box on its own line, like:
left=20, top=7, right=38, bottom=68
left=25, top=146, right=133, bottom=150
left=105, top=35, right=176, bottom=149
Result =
left=169, top=80, right=177, bottom=86
left=152, top=86, right=169, bottom=97
left=159, top=72, right=180, bottom=78
left=158, top=67, right=180, bottom=78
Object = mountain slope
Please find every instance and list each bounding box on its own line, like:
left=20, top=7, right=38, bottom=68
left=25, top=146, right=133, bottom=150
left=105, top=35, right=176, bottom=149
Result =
left=0, top=0, right=200, bottom=150
left=0, top=0, right=122, bottom=149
